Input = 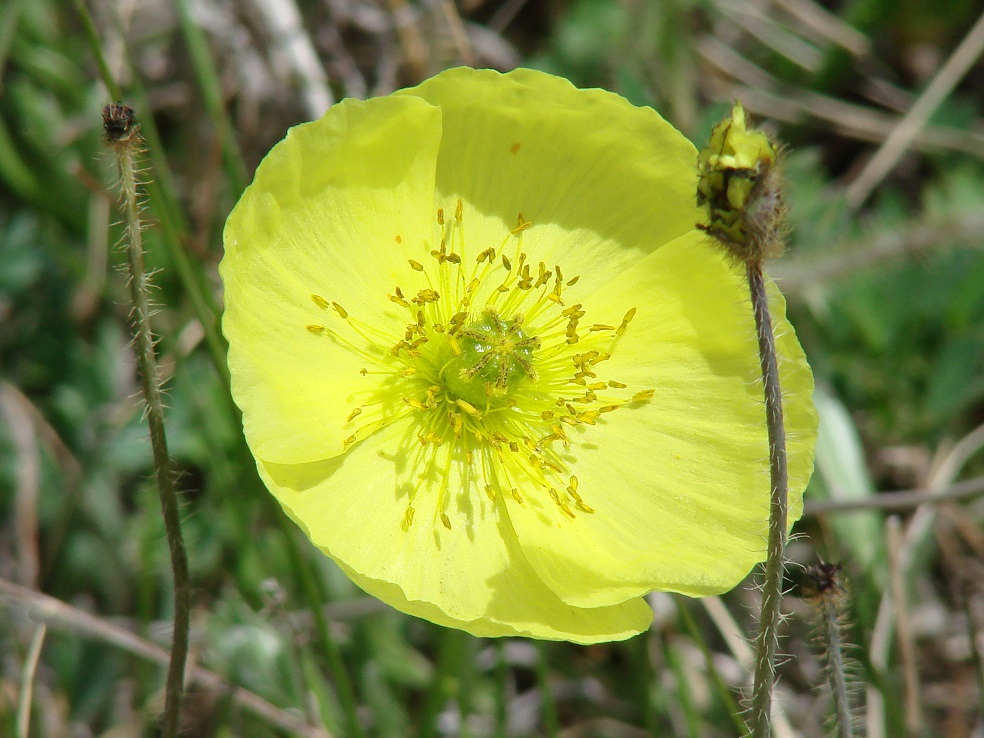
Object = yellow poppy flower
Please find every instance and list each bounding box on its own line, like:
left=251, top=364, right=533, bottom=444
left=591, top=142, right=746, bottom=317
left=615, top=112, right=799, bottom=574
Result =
left=221, top=67, right=817, bottom=643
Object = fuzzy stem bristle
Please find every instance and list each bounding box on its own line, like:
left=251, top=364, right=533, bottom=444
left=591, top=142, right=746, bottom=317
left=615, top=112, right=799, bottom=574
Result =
left=103, top=103, right=190, bottom=738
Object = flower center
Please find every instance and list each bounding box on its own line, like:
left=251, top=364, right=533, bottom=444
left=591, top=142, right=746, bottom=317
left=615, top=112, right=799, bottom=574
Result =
left=303, top=201, right=653, bottom=531
left=443, top=311, right=539, bottom=408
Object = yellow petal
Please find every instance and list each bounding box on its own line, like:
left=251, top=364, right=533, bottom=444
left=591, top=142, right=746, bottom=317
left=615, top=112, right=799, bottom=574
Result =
left=257, top=418, right=652, bottom=643
left=507, top=231, right=817, bottom=608
left=222, top=94, right=441, bottom=464
left=399, top=67, right=699, bottom=294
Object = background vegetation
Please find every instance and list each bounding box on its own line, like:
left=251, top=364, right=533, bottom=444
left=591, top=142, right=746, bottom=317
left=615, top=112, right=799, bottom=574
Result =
left=1, top=0, right=983, bottom=736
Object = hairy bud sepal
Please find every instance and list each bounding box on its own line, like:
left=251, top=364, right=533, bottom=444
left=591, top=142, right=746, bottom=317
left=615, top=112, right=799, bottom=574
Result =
left=697, top=101, right=785, bottom=264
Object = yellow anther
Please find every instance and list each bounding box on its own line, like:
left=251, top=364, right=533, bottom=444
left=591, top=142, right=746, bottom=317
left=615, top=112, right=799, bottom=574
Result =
left=501, top=254, right=512, bottom=270
left=576, top=410, right=600, bottom=424
left=485, top=484, right=496, bottom=502
left=575, top=501, right=594, bottom=514
left=408, top=259, right=424, bottom=271
left=311, top=294, right=329, bottom=309
left=441, top=512, right=451, bottom=530
left=403, top=506, right=415, bottom=528
left=437, top=208, right=445, bottom=225
left=456, top=399, right=481, bottom=417
left=401, top=367, right=417, bottom=377
left=632, top=389, right=655, bottom=402
left=617, top=307, right=637, bottom=335
left=590, top=324, right=615, bottom=332
left=404, top=398, right=428, bottom=411
left=306, top=324, right=325, bottom=335
left=587, top=382, right=607, bottom=391
left=569, top=475, right=579, bottom=492
left=414, top=289, right=440, bottom=303
left=541, top=410, right=555, bottom=420
left=332, top=302, right=348, bottom=319
left=562, top=304, right=583, bottom=317
left=455, top=199, right=463, bottom=220
left=466, top=278, right=480, bottom=293
left=566, top=275, right=580, bottom=286
left=342, top=434, right=357, bottom=448
left=511, top=488, right=523, bottom=503
left=599, top=404, right=620, bottom=413
left=447, top=253, right=461, bottom=264
left=346, top=408, right=362, bottom=422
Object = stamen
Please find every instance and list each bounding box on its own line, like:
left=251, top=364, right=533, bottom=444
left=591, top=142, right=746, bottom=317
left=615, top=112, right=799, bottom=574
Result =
left=304, top=202, right=648, bottom=532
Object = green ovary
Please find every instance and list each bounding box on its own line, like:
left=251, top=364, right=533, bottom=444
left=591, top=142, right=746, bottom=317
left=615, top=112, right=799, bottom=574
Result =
left=442, top=311, right=540, bottom=408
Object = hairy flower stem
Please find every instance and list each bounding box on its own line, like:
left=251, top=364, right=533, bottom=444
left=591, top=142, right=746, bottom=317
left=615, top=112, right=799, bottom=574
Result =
left=104, top=105, right=190, bottom=738
left=802, top=563, right=855, bottom=738
left=820, top=596, right=854, bottom=738
left=747, top=262, right=789, bottom=738
left=697, top=101, right=793, bottom=737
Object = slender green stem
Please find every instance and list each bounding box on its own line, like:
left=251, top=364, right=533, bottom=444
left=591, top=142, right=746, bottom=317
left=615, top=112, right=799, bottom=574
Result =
left=630, top=632, right=658, bottom=734
left=493, top=641, right=508, bottom=738
left=70, top=0, right=122, bottom=100
left=109, top=116, right=190, bottom=738
left=534, top=641, right=558, bottom=738
left=675, top=599, right=747, bottom=736
left=280, top=517, right=365, bottom=738
left=16, top=623, right=46, bottom=738
left=747, top=262, right=789, bottom=738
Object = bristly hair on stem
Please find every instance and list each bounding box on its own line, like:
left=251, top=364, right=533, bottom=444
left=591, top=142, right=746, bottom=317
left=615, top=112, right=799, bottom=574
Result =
left=697, top=101, right=790, bottom=738
left=800, top=562, right=858, bottom=738
left=103, top=102, right=191, bottom=738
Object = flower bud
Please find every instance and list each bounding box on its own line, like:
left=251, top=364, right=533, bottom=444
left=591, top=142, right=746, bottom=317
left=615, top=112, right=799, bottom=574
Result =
left=697, top=102, right=785, bottom=263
